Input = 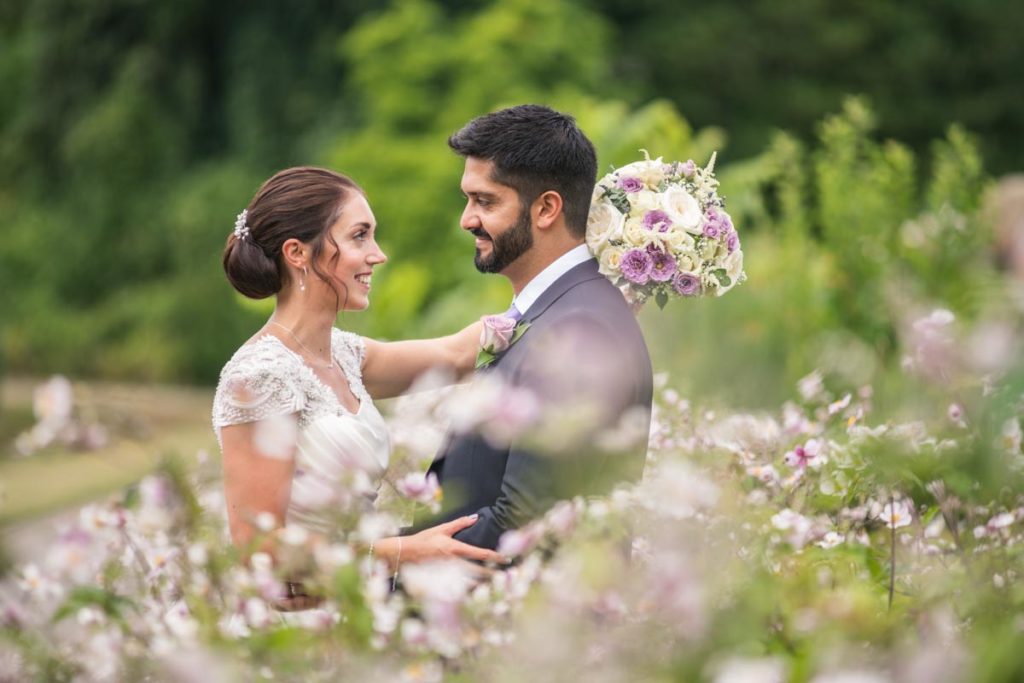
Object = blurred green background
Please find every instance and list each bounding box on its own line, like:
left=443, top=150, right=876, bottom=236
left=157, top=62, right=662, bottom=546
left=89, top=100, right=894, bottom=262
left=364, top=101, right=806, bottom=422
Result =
left=1, top=0, right=1021, bottom=404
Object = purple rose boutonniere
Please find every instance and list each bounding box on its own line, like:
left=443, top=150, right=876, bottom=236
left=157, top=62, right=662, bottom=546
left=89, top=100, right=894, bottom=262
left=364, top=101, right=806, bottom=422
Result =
left=476, top=314, right=531, bottom=369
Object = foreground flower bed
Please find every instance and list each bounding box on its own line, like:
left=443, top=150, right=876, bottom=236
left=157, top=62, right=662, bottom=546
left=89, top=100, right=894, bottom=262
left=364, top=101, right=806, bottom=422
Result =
left=2, top=316, right=1023, bottom=682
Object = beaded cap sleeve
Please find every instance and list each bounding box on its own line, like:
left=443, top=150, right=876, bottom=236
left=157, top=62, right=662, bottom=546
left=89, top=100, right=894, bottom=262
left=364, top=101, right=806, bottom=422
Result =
left=212, top=338, right=307, bottom=433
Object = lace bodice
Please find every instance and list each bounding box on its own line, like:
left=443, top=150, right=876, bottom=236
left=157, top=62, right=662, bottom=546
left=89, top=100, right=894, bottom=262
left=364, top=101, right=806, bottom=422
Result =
left=212, top=328, right=391, bottom=534
left=212, top=328, right=369, bottom=435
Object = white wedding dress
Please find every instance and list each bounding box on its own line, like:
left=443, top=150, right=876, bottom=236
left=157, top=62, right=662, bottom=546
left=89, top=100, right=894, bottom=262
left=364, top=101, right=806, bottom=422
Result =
left=212, top=328, right=391, bottom=534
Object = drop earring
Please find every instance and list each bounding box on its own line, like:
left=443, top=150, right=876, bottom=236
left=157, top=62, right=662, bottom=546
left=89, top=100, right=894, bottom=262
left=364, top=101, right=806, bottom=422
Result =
left=300, top=267, right=307, bottom=292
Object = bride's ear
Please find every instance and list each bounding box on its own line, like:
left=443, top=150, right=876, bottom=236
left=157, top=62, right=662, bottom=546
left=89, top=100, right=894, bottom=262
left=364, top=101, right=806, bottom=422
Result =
left=533, top=190, right=563, bottom=231
left=280, top=238, right=308, bottom=269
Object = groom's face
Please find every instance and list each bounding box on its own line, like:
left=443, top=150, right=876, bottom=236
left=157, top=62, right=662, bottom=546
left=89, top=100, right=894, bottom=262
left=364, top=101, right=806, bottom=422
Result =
left=459, top=157, right=534, bottom=274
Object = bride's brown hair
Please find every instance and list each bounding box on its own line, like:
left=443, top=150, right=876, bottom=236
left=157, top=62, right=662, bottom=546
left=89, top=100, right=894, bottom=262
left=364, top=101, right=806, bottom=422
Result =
left=223, top=166, right=362, bottom=304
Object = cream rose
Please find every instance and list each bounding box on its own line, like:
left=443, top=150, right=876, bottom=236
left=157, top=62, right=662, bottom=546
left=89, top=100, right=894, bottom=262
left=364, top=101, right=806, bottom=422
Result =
left=660, top=186, right=702, bottom=233
left=628, top=189, right=659, bottom=218
left=674, top=251, right=696, bottom=272
left=665, top=228, right=695, bottom=253
left=586, top=200, right=625, bottom=253
left=599, top=245, right=627, bottom=278
left=623, top=217, right=654, bottom=248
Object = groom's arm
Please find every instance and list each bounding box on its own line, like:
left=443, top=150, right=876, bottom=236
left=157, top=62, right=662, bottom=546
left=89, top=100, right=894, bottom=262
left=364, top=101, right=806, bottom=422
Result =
left=451, top=312, right=639, bottom=549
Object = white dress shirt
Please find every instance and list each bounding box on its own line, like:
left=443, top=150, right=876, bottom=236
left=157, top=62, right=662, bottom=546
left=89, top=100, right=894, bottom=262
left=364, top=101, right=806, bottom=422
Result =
left=511, top=244, right=593, bottom=317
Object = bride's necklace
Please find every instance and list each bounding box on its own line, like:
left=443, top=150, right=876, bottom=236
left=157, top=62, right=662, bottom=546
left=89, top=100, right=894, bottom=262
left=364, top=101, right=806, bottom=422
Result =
left=269, top=321, right=336, bottom=370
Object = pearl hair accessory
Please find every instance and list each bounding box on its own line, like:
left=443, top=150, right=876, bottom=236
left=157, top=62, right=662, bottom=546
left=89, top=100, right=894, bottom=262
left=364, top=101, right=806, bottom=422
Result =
left=233, top=209, right=250, bottom=241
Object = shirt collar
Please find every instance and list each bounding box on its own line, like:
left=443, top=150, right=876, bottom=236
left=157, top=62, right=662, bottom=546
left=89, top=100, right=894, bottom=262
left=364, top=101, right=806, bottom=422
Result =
left=511, top=244, right=593, bottom=317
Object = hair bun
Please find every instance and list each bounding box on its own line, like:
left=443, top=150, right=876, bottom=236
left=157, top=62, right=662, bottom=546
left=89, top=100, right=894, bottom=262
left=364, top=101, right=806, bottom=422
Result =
left=222, top=235, right=282, bottom=299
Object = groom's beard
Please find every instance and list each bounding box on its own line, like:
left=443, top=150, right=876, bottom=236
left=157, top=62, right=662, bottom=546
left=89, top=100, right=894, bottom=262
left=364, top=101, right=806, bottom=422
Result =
left=472, top=208, right=533, bottom=274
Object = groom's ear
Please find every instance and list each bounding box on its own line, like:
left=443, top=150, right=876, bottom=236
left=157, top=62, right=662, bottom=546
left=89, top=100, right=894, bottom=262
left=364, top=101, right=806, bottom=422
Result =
left=533, top=190, right=563, bottom=231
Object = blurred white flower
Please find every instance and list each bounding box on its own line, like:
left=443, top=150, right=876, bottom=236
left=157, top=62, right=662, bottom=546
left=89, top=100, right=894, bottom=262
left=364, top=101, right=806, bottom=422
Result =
left=314, top=542, right=354, bottom=573
left=357, top=512, right=400, bottom=543
left=987, top=511, right=1016, bottom=530
left=165, top=601, right=199, bottom=640
left=880, top=501, right=913, bottom=529
left=798, top=371, right=826, bottom=402
left=640, top=460, right=719, bottom=519
left=772, top=509, right=819, bottom=549
left=252, top=414, right=299, bottom=460
left=711, top=657, right=786, bottom=683
left=280, top=524, right=309, bottom=547
left=244, top=597, right=272, bottom=629
left=816, top=531, right=845, bottom=549
left=395, top=472, right=441, bottom=509
left=187, top=543, right=209, bottom=567
left=255, top=511, right=277, bottom=532
left=401, top=560, right=476, bottom=604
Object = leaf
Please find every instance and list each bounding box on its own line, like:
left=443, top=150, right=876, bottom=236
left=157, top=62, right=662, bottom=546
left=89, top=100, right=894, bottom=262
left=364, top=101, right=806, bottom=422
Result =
left=655, top=291, right=669, bottom=309
left=603, top=187, right=631, bottom=215
left=475, top=349, right=496, bottom=369
left=712, top=268, right=732, bottom=287
left=510, top=321, right=531, bottom=344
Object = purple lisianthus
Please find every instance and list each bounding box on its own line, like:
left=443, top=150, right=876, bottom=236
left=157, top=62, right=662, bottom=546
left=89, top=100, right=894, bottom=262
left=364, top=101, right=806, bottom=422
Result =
left=616, top=176, right=644, bottom=193
left=643, top=209, right=672, bottom=232
left=702, top=207, right=725, bottom=238
left=649, top=249, right=677, bottom=282
left=681, top=159, right=697, bottom=178
left=672, top=271, right=701, bottom=297
left=726, top=231, right=740, bottom=253
left=620, top=248, right=653, bottom=284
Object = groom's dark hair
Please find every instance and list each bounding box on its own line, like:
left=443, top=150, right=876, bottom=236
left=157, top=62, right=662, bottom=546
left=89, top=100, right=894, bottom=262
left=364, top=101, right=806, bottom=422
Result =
left=448, top=104, right=597, bottom=238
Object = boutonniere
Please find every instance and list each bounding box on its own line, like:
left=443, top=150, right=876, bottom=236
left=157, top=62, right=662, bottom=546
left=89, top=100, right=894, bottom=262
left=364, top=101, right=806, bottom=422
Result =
left=475, top=314, right=531, bottom=369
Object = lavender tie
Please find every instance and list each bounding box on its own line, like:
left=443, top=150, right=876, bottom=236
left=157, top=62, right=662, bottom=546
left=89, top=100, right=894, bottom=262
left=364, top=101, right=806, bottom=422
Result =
left=505, top=303, right=523, bottom=322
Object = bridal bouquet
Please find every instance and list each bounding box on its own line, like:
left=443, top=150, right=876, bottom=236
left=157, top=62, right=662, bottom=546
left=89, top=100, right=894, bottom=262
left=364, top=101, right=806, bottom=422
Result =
left=587, top=152, right=745, bottom=308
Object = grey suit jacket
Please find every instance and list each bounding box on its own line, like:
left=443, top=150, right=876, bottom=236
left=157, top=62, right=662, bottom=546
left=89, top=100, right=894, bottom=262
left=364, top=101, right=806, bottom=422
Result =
left=423, top=258, right=653, bottom=549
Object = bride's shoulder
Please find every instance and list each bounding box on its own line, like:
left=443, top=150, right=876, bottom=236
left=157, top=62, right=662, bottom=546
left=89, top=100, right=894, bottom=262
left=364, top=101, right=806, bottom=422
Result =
left=222, top=335, right=300, bottom=374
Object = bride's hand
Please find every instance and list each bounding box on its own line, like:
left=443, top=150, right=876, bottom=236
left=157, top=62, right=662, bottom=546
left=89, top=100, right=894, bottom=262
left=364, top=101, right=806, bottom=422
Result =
left=376, top=514, right=506, bottom=567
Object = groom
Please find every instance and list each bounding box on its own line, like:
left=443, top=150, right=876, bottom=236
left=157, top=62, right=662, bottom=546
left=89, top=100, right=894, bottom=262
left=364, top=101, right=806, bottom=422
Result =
left=422, top=104, right=653, bottom=550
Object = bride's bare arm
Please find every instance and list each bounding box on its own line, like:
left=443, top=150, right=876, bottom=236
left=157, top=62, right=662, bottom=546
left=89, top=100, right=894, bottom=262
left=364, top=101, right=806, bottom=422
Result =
left=220, top=420, right=297, bottom=552
left=360, top=319, right=483, bottom=400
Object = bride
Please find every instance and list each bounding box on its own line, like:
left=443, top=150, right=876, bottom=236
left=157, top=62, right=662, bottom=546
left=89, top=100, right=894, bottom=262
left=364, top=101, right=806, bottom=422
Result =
left=212, top=166, right=503, bottom=609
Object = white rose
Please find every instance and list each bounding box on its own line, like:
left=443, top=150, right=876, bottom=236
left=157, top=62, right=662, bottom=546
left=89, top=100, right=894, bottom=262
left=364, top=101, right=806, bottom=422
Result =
left=623, top=217, right=654, bottom=248
left=628, top=190, right=659, bottom=218
left=599, top=246, right=626, bottom=278
left=586, top=200, right=625, bottom=253
left=660, top=186, right=702, bottom=233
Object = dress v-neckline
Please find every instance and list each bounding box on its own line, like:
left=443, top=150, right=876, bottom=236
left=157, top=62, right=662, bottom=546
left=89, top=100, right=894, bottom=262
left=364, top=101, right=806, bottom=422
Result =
left=258, top=333, right=364, bottom=417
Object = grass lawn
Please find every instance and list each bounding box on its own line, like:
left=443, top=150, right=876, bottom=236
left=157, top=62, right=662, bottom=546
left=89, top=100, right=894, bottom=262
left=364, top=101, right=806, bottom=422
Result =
left=0, top=378, right=218, bottom=525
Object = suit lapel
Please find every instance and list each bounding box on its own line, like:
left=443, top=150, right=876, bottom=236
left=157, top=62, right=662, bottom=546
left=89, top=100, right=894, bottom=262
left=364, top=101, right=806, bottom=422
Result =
left=521, top=258, right=603, bottom=323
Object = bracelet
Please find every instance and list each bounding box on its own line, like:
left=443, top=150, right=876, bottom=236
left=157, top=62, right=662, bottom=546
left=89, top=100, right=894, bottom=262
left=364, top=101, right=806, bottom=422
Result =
left=392, top=537, right=402, bottom=591
left=368, top=540, right=375, bottom=563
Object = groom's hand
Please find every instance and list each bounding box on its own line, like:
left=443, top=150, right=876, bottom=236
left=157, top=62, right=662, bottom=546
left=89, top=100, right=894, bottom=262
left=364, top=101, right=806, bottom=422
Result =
left=402, top=514, right=508, bottom=565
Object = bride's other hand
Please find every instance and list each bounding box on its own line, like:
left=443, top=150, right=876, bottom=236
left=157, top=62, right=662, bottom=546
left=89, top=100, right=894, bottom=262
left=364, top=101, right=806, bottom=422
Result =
left=375, top=514, right=506, bottom=566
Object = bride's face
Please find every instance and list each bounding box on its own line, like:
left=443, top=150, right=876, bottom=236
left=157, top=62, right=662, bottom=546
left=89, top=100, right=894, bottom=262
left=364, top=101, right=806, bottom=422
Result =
left=315, top=193, right=387, bottom=311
